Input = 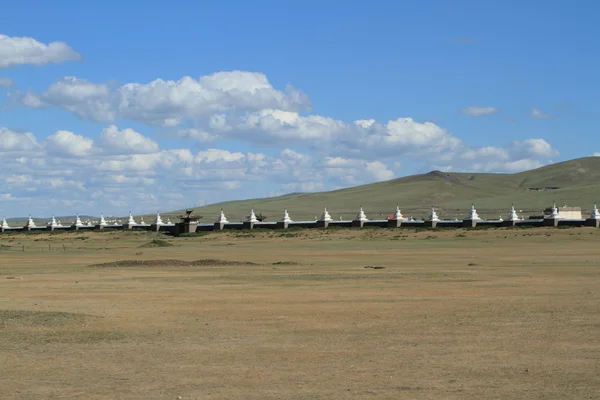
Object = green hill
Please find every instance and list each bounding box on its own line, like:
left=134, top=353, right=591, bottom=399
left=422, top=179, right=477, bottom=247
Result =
left=171, top=157, right=600, bottom=222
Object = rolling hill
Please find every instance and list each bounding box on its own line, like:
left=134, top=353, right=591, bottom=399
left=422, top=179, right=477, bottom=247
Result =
left=171, top=157, right=600, bottom=222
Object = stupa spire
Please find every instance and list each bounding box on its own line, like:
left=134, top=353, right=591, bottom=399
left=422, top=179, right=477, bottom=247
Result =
left=99, top=213, right=108, bottom=226
left=547, top=201, right=560, bottom=219
left=428, top=206, right=440, bottom=222
left=590, top=203, right=600, bottom=220
left=247, top=209, right=258, bottom=223
left=27, top=215, right=36, bottom=228
left=354, top=206, right=368, bottom=222
left=394, top=205, right=404, bottom=221
left=49, top=214, right=60, bottom=227
left=216, top=209, right=229, bottom=223
left=127, top=212, right=137, bottom=226
left=319, top=207, right=332, bottom=222
left=154, top=211, right=164, bottom=226
left=507, top=204, right=520, bottom=221
left=281, top=209, right=292, bottom=223
left=466, top=203, right=481, bottom=221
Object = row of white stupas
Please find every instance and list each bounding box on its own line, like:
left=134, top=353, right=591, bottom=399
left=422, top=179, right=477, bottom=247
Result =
left=1, top=212, right=173, bottom=229
left=3, top=203, right=600, bottom=230
left=218, top=203, right=600, bottom=224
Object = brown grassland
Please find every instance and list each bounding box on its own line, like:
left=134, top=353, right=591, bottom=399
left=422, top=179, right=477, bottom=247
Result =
left=1, top=227, right=599, bottom=399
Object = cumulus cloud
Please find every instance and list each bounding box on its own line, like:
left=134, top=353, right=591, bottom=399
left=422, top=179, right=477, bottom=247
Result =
left=44, top=130, right=93, bottom=157
left=461, top=106, right=498, bottom=116
left=0, top=34, right=81, bottom=68
left=0, top=127, right=39, bottom=151
left=1, top=68, right=564, bottom=216
left=0, top=77, right=14, bottom=87
left=96, top=125, right=159, bottom=155
left=531, top=107, right=551, bottom=119
left=12, top=72, right=311, bottom=126
left=0, top=125, right=403, bottom=216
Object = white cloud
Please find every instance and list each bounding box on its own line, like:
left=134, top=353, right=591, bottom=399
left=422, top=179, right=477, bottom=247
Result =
left=510, top=138, right=558, bottom=159
left=0, top=125, right=405, bottom=216
left=0, top=34, right=81, bottom=68
left=0, top=77, right=14, bottom=87
left=531, top=107, right=551, bottom=119
left=96, top=125, right=159, bottom=155
left=173, top=128, right=218, bottom=143
left=43, top=130, right=93, bottom=157
left=0, top=128, right=39, bottom=151
left=14, top=72, right=311, bottom=126
left=461, top=106, right=498, bottom=116
left=0, top=68, right=564, bottom=216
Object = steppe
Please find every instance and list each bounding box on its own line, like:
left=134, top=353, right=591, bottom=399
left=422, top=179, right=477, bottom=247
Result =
left=1, top=227, right=599, bottom=399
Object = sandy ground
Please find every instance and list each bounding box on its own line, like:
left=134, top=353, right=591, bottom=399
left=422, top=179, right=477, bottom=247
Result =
left=1, top=227, right=599, bottom=399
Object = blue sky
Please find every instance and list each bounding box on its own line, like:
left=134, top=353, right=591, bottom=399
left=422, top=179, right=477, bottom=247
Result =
left=1, top=0, right=598, bottom=217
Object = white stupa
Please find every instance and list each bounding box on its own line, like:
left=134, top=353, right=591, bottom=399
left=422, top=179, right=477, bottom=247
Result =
left=166, top=218, right=172, bottom=225
left=247, top=209, right=259, bottom=223
left=546, top=202, right=560, bottom=219
left=281, top=209, right=293, bottom=223
left=507, top=204, right=520, bottom=221
left=216, top=209, right=229, bottom=224
left=354, top=206, right=368, bottom=222
left=590, top=203, right=600, bottom=220
left=2, top=217, right=10, bottom=229
left=154, top=211, right=164, bottom=226
left=99, top=214, right=109, bottom=226
left=319, top=207, right=333, bottom=222
left=139, top=216, right=149, bottom=226
left=27, top=215, right=36, bottom=228
left=465, top=204, right=482, bottom=221
left=127, top=212, right=137, bottom=226
left=49, top=215, right=60, bottom=228
left=428, top=207, right=440, bottom=222
left=498, top=215, right=503, bottom=222
left=393, top=205, right=404, bottom=221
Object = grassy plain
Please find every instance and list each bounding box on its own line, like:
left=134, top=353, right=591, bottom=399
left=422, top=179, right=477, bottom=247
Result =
left=1, top=227, right=600, bottom=399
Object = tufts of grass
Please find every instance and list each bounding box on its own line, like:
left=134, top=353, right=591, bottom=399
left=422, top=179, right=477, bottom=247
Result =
left=0, top=310, right=87, bottom=328
left=139, top=239, right=174, bottom=248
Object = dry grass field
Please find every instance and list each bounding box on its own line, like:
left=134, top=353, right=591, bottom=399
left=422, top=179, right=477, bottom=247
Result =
left=1, top=227, right=600, bottom=399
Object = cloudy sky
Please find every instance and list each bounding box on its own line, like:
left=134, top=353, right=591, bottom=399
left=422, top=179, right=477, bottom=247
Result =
left=1, top=1, right=597, bottom=217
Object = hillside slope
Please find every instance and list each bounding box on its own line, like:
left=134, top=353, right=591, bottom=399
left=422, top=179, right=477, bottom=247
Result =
left=172, top=157, right=600, bottom=222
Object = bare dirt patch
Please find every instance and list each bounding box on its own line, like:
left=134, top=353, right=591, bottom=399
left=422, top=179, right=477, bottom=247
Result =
left=87, top=258, right=260, bottom=268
